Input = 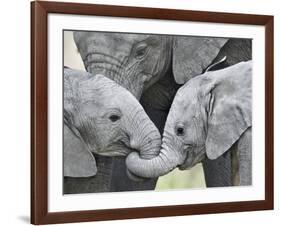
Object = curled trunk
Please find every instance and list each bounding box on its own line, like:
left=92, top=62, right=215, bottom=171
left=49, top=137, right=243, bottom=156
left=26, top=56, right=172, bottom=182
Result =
left=126, top=143, right=183, bottom=178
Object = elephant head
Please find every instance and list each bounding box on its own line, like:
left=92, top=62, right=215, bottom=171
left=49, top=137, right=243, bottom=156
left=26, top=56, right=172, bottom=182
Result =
left=73, top=31, right=228, bottom=99
left=73, top=32, right=173, bottom=99
left=126, top=61, right=252, bottom=178
left=64, top=67, right=161, bottom=177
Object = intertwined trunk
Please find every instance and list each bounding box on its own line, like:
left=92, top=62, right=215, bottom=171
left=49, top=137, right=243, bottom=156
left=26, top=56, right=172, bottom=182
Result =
left=126, top=134, right=184, bottom=178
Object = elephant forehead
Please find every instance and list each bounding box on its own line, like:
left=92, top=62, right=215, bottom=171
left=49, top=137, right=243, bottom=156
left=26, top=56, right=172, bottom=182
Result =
left=76, top=74, right=120, bottom=96
left=64, top=73, right=128, bottom=112
left=169, top=100, right=191, bottom=119
left=167, top=92, right=200, bottom=125
left=74, top=31, right=151, bottom=53
left=174, top=85, right=199, bottom=106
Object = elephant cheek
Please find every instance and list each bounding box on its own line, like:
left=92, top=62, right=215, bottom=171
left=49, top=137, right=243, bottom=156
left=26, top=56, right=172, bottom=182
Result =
left=178, top=147, right=206, bottom=170
left=178, top=150, right=194, bottom=170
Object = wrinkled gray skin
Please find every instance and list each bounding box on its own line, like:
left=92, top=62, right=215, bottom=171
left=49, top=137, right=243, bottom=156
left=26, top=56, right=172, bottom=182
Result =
left=69, top=31, right=251, bottom=192
left=127, top=61, right=252, bottom=186
left=63, top=68, right=161, bottom=192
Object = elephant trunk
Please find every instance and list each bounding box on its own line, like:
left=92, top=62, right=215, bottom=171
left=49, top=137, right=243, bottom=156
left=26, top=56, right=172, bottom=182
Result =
left=83, top=54, right=143, bottom=99
left=126, top=135, right=183, bottom=178
left=127, top=108, right=162, bottom=160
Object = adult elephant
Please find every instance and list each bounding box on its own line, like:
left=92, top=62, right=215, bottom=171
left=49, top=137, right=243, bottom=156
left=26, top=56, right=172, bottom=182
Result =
left=71, top=31, right=251, bottom=191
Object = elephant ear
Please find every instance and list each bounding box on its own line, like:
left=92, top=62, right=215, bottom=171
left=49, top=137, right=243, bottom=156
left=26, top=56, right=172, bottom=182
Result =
left=63, top=67, right=97, bottom=177
left=205, top=65, right=252, bottom=160
left=172, top=37, right=228, bottom=84
left=64, top=123, right=97, bottom=177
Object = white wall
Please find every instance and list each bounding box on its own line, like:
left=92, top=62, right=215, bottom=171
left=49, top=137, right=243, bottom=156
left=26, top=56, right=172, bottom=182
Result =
left=0, top=0, right=279, bottom=225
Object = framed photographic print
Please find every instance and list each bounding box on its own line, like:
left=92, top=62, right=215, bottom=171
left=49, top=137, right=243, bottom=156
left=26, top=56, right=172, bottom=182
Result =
left=31, top=1, right=274, bottom=224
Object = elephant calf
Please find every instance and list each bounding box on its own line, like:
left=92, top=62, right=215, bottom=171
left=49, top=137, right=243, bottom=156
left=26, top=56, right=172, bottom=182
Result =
left=126, top=61, right=252, bottom=186
left=64, top=67, right=161, bottom=178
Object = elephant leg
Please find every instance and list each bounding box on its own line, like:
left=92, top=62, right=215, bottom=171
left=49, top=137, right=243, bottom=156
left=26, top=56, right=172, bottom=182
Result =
left=64, top=155, right=113, bottom=194
left=237, top=128, right=252, bottom=186
left=202, top=151, right=232, bottom=187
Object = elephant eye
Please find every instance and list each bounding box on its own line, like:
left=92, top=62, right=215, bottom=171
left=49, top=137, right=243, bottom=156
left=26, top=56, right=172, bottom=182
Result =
left=176, top=126, right=185, bottom=136
left=134, top=43, right=148, bottom=59
left=109, top=114, right=121, bottom=122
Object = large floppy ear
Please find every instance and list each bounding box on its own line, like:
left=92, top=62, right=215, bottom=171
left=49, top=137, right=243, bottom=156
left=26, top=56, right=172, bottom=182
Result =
left=205, top=63, right=252, bottom=160
left=172, top=37, right=228, bottom=84
left=64, top=123, right=97, bottom=177
left=63, top=67, right=97, bottom=177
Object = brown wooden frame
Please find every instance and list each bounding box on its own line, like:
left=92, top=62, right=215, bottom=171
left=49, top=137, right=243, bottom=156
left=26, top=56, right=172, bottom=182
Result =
left=31, top=1, right=274, bottom=224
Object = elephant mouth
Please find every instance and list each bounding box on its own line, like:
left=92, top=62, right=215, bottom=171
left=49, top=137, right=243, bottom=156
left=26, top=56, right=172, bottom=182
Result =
left=179, top=145, right=205, bottom=170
